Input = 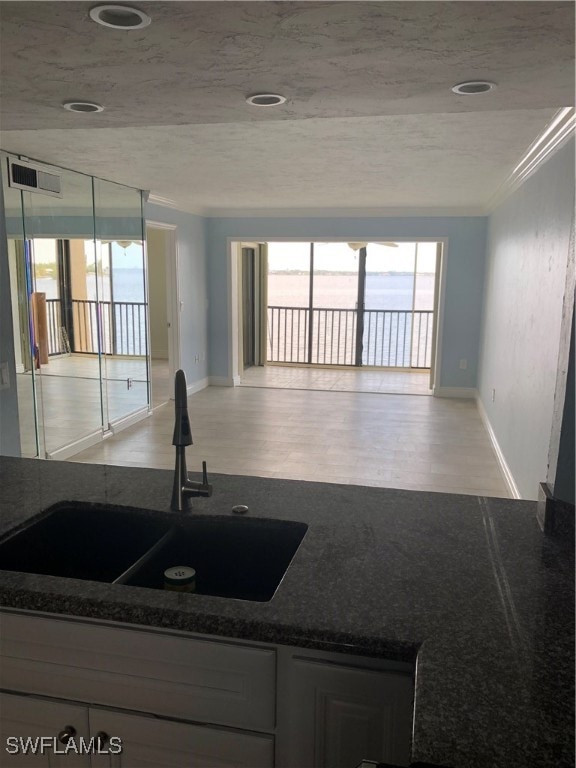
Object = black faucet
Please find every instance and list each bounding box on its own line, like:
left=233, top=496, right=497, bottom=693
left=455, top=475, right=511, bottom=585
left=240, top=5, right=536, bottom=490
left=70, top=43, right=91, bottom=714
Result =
left=170, top=369, right=213, bottom=511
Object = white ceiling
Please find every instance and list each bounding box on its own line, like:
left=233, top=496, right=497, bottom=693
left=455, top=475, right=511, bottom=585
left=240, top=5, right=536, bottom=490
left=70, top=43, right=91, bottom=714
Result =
left=0, top=1, right=573, bottom=214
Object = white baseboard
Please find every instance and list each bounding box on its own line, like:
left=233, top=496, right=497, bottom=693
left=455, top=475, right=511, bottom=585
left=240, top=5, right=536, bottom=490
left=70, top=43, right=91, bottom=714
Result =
left=209, top=376, right=236, bottom=387
left=110, top=407, right=151, bottom=435
left=476, top=396, right=521, bottom=499
left=433, top=387, right=477, bottom=398
left=46, top=430, right=104, bottom=461
left=46, top=408, right=151, bottom=460
left=187, top=377, right=210, bottom=396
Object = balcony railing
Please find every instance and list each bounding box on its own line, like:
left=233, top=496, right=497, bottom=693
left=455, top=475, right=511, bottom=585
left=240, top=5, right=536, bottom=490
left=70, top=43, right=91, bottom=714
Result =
left=267, top=306, right=434, bottom=368
left=46, top=298, right=147, bottom=357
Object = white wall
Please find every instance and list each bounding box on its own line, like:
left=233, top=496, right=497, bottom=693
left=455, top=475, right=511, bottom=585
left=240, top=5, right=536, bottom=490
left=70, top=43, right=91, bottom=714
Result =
left=478, top=138, right=575, bottom=500
left=146, top=228, right=169, bottom=360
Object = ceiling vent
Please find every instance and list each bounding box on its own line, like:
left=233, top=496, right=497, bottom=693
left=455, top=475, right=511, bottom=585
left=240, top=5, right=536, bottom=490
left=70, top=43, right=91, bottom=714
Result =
left=7, top=158, right=62, bottom=198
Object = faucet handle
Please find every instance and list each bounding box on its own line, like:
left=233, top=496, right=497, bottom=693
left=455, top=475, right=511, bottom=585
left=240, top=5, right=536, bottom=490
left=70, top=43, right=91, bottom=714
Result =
left=198, top=460, right=213, bottom=497
left=181, top=459, right=213, bottom=500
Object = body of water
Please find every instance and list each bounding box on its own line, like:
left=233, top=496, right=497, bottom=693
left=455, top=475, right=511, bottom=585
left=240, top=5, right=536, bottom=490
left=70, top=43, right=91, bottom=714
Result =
left=35, top=268, right=146, bottom=303
left=268, top=273, right=434, bottom=311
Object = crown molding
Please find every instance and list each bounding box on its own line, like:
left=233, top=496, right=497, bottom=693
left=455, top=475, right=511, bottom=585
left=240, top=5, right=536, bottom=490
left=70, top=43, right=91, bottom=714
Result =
left=201, top=205, right=487, bottom=219
left=487, top=107, right=575, bottom=212
left=146, top=193, right=203, bottom=216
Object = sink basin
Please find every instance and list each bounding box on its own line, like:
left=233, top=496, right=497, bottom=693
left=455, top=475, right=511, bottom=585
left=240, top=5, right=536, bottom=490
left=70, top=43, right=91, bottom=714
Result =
left=0, top=503, right=308, bottom=602
left=0, top=502, right=172, bottom=582
left=121, top=516, right=308, bottom=602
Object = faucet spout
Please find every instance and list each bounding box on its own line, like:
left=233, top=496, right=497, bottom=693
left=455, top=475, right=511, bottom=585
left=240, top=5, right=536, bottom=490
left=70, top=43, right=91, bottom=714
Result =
left=170, top=370, right=213, bottom=512
left=172, top=369, right=192, bottom=447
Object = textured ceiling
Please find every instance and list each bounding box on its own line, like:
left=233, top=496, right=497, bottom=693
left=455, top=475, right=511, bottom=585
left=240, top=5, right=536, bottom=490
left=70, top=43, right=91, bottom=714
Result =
left=0, top=1, right=574, bottom=213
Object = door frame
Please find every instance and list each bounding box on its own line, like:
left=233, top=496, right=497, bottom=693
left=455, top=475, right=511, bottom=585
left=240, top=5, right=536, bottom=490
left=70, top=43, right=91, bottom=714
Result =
left=241, top=246, right=257, bottom=370
left=227, top=236, right=447, bottom=391
left=145, top=222, right=180, bottom=399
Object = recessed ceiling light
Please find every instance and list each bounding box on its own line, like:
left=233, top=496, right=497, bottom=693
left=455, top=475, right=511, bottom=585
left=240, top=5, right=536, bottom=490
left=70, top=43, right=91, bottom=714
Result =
left=451, top=81, right=496, bottom=95
left=89, top=4, right=151, bottom=30
left=246, top=94, right=287, bottom=107
left=63, top=101, right=104, bottom=113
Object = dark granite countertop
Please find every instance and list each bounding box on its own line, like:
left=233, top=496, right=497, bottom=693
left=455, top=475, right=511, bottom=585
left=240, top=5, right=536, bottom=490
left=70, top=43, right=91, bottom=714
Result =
left=0, top=456, right=573, bottom=768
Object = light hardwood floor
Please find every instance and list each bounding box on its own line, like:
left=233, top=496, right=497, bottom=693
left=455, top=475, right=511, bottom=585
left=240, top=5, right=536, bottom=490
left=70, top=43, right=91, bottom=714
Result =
left=239, top=364, right=432, bottom=395
left=72, top=380, right=510, bottom=498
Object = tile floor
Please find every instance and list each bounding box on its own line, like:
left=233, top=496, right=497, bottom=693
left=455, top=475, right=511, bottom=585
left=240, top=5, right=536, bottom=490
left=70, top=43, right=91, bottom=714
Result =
left=240, top=364, right=432, bottom=395
left=72, top=379, right=510, bottom=498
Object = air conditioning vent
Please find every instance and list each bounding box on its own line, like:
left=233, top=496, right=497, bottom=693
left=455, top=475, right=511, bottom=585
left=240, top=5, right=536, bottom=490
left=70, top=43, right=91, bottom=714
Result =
left=7, top=159, right=62, bottom=197
left=11, top=164, right=37, bottom=188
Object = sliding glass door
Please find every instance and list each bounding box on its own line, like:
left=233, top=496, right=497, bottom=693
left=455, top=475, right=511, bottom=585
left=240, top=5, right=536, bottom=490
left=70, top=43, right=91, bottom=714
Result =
left=311, top=242, right=360, bottom=365
left=266, top=241, right=439, bottom=370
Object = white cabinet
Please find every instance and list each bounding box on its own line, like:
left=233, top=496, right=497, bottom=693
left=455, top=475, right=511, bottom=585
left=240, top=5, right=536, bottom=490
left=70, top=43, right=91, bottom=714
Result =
left=277, top=650, right=413, bottom=768
left=0, top=692, right=90, bottom=767
left=0, top=612, right=413, bottom=768
left=0, top=613, right=275, bottom=732
left=89, top=709, right=274, bottom=768
left=0, top=693, right=273, bottom=768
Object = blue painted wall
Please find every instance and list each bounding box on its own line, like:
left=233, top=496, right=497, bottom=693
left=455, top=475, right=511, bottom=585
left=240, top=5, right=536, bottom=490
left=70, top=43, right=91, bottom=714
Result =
left=206, top=216, right=487, bottom=386
left=478, top=138, right=575, bottom=500
left=144, top=203, right=209, bottom=386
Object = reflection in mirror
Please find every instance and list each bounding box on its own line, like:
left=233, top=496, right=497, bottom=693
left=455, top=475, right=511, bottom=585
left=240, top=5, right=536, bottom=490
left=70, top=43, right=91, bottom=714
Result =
left=94, top=178, right=149, bottom=426
left=19, top=166, right=103, bottom=458
left=1, top=152, right=149, bottom=460
left=1, top=155, right=38, bottom=457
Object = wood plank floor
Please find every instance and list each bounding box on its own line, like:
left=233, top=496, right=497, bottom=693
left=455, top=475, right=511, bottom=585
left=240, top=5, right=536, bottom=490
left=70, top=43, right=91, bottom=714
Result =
left=72, top=381, right=510, bottom=498
left=16, top=357, right=168, bottom=457
left=240, top=364, right=431, bottom=395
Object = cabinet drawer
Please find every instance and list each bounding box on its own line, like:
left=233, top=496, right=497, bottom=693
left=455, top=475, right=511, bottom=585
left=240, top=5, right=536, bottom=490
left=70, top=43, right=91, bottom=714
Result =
left=1, top=613, right=276, bottom=731
left=90, top=708, right=274, bottom=768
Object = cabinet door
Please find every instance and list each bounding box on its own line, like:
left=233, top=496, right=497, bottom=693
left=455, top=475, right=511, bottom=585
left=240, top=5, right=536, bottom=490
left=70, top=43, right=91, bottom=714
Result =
left=89, top=708, right=274, bottom=768
left=279, top=658, right=413, bottom=768
left=0, top=692, right=90, bottom=767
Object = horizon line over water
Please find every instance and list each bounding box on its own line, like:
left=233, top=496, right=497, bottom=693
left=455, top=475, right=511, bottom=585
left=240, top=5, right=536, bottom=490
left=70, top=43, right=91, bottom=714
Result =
left=269, top=272, right=435, bottom=312
left=36, top=270, right=434, bottom=312
left=269, top=269, right=435, bottom=275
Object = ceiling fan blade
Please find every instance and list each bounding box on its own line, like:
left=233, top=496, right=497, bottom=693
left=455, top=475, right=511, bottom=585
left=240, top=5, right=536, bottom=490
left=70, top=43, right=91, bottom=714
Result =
left=347, top=241, right=399, bottom=250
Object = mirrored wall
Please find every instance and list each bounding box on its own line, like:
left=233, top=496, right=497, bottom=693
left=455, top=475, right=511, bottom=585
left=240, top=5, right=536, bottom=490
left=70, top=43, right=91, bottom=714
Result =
left=1, top=152, right=149, bottom=459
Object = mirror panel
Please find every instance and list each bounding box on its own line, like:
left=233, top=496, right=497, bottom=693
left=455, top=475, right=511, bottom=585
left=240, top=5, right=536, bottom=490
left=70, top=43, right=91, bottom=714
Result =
left=93, top=178, right=149, bottom=426
left=19, top=167, right=103, bottom=457
left=1, top=154, right=148, bottom=460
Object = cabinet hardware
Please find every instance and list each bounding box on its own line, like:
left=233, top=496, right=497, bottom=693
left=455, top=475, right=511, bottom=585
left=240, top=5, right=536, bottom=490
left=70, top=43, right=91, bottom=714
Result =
left=57, top=725, right=76, bottom=744
left=96, top=731, right=109, bottom=748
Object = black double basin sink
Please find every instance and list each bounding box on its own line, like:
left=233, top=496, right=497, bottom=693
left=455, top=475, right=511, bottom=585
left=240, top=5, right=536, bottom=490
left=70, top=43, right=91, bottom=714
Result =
left=0, top=502, right=308, bottom=602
